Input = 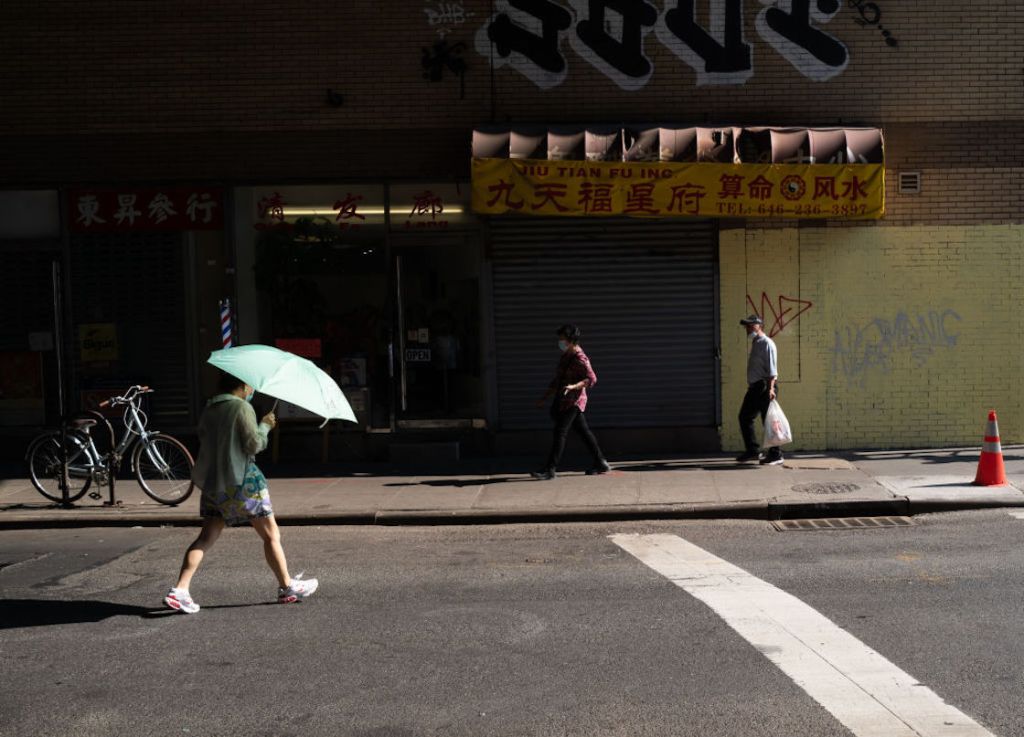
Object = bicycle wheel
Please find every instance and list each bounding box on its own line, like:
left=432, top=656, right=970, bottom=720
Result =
left=134, top=433, right=195, bottom=505
left=27, top=432, right=93, bottom=503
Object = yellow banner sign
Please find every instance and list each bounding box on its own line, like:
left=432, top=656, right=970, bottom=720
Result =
left=78, top=323, right=118, bottom=362
left=472, top=158, right=884, bottom=219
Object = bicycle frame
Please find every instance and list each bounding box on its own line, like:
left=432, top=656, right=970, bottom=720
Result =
left=28, top=383, right=194, bottom=508
left=64, top=394, right=164, bottom=482
left=125, top=400, right=176, bottom=475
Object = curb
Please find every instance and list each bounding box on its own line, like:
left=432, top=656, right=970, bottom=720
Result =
left=2, top=496, right=1023, bottom=530
left=372, top=502, right=772, bottom=526
left=905, top=498, right=1024, bottom=515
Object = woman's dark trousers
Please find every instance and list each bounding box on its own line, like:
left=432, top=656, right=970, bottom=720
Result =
left=544, top=407, right=605, bottom=471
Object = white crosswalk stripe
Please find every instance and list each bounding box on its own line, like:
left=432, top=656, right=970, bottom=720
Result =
left=611, top=533, right=996, bottom=737
left=1006, top=510, right=1024, bottom=519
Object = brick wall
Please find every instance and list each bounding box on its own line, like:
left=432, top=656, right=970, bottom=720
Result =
left=720, top=223, right=1024, bottom=450
left=5, top=2, right=1022, bottom=132
left=2, top=2, right=1022, bottom=226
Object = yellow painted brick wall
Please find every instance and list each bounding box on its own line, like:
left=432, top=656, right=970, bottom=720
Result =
left=721, top=224, right=1024, bottom=450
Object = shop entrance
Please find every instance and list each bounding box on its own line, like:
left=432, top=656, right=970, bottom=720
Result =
left=394, top=236, right=483, bottom=423
left=252, top=231, right=484, bottom=429
left=244, top=184, right=484, bottom=442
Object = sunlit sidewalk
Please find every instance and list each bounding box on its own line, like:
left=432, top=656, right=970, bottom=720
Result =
left=2, top=450, right=1023, bottom=528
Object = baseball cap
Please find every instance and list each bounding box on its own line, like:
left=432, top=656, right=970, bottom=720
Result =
left=739, top=315, right=764, bottom=325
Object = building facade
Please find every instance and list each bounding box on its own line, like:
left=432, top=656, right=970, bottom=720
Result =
left=1, top=1, right=1022, bottom=457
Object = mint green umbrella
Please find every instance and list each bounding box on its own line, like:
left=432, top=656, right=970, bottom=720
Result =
left=208, top=344, right=356, bottom=426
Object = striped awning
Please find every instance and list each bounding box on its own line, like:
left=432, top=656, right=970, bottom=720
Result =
left=472, top=125, right=884, bottom=165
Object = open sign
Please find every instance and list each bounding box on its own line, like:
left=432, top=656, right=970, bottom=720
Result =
left=405, top=348, right=431, bottom=363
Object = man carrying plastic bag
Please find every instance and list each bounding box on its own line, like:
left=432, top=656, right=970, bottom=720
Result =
left=763, top=399, right=793, bottom=450
left=736, top=315, right=787, bottom=466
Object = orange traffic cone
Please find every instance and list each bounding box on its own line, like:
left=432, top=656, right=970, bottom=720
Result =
left=974, top=410, right=1008, bottom=486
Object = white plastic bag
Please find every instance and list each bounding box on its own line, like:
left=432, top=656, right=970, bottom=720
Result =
left=763, top=400, right=792, bottom=448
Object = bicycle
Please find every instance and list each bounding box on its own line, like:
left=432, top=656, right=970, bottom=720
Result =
left=26, top=385, right=195, bottom=506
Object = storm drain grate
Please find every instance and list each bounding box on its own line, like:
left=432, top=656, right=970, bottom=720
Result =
left=791, top=482, right=862, bottom=495
left=772, top=516, right=915, bottom=532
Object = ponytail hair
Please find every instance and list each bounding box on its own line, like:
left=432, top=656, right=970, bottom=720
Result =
left=556, top=324, right=582, bottom=344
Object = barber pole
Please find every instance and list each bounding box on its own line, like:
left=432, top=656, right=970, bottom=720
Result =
left=219, top=299, right=234, bottom=349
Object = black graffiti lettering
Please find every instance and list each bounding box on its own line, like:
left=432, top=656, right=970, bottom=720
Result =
left=421, top=40, right=468, bottom=97
left=576, top=0, right=658, bottom=78
left=848, top=0, right=880, bottom=26
left=488, top=0, right=574, bottom=73
left=663, top=0, right=751, bottom=74
left=762, top=0, right=848, bottom=70
left=848, top=0, right=898, bottom=47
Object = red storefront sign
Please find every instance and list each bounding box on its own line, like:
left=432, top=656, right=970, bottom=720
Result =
left=274, top=338, right=322, bottom=359
left=403, top=189, right=450, bottom=229
left=68, top=188, right=224, bottom=232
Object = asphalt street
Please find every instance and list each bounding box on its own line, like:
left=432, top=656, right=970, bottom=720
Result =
left=2, top=511, right=1023, bottom=736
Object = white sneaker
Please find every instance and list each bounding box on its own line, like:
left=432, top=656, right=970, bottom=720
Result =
left=278, top=573, right=318, bottom=603
left=164, top=587, right=200, bottom=614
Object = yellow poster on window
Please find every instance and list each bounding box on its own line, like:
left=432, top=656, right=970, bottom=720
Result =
left=471, top=157, right=884, bottom=219
left=78, top=323, right=118, bottom=362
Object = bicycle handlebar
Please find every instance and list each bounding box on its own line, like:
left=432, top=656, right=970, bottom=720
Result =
left=99, top=385, right=155, bottom=408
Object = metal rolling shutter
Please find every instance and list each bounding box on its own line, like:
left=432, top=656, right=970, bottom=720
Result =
left=0, top=248, right=58, bottom=424
left=70, top=232, right=192, bottom=426
left=491, top=218, right=718, bottom=429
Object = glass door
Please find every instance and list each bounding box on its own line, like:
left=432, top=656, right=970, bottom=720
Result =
left=394, top=238, right=483, bottom=422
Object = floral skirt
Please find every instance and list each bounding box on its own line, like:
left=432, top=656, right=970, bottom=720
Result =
left=200, top=462, right=274, bottom=527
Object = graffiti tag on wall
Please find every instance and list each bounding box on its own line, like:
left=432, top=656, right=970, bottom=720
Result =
left=746, top=292, right=813, bottom=337
left=830, top=308, right=962, bottom=385
left=475, top=0, right=855, bottom=90
left=425, top=1, right=476, bottom=38
left=422, top=39, right=469, bottom=97
left=848, top=0, right=898, bottom=48
left=422, top=2, right=473, bottom=97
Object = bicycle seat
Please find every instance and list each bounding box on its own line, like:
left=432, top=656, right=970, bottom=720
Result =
left=69, top=418, right=97, bottom=430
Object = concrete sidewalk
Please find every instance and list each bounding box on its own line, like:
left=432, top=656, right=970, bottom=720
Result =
left=3, top=448, right=1024, bottom=528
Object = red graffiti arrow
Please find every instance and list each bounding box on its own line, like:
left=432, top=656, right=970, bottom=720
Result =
left=746, top=293, right=814, bottom=338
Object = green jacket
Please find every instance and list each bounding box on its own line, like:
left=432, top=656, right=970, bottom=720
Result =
left=191, top=394, right=271, bottom=492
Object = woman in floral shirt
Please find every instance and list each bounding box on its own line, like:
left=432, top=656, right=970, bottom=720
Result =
left=162, top=371, right=318, bottom=614
left=531, top=324, right=611, bottom=480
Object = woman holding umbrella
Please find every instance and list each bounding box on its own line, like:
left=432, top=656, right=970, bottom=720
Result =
left=531, top=324, right=611, bottom=480
left=163, top=371, right=318, bottom=613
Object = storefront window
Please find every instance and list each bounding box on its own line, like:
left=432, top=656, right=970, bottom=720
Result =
left=389, top=183, right=484, bottom=423
left=236, top=183, right=483, bottom=432
left=248, top=185, right=389, bottom=428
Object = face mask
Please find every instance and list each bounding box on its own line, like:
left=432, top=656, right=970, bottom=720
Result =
left=245, top=390, right=255, bottom=402
left=558, top=340, right=570, bottom=352
left=747, top=331, right=757, bottom=341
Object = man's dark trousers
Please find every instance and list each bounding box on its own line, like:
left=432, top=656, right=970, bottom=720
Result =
left=739, top=380, right=782, bottom=460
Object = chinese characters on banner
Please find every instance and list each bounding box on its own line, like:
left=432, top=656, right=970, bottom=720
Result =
left=471, top=158, right=884, bottom=219
left=69, top=188, right=224, bottom=232
left=254, top=189, right=371, bottom=231
left=252, top=184, right=469, bottom=231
